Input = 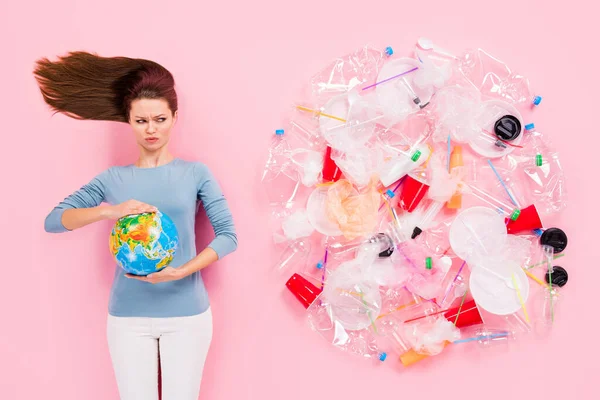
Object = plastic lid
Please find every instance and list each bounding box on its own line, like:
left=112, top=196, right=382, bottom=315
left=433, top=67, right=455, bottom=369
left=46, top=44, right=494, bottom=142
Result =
left=533, top=96, right=542, bottom=106
left=379, top=352, right=388, bottom=361
left=316, top=261, right=324, bottom=269
left=385, top=189, right=395, bottom=198
left=545, top=266, right=568, bottom=287
left=385, top=46, right=393, bottom=56
left=525, top=123, right=535, bottom=131
left=275, top=129, right=285, bottom=135
left=540, top=227, right=568, bottom=253
left=494, top=115, right=522, bottom=141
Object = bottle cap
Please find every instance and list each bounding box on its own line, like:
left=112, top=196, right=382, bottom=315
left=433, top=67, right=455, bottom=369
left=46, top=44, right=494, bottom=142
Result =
left=533, top=96, right=542, bottom=106
left=494, top=115, right=522, bottom=141
left=275, top=129, right=285, bottom=135
left=540, top=227, right=568, bottom=253
left=545, top=266, right=568, bottom=287
left=385, top=46, right=393, bottom=56
left=525, top=123, right=535, bottom=131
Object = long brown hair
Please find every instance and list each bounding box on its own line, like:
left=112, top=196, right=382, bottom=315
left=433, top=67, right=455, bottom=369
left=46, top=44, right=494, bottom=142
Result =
left=33, top=51, right=177, bottom=123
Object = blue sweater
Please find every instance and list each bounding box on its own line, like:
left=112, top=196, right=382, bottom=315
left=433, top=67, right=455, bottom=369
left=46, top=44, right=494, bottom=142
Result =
left=44, top=158, right=238, bottom=317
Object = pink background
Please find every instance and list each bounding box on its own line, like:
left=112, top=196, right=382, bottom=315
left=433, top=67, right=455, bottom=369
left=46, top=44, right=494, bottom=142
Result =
left=2, top=0, right=598, bottom=398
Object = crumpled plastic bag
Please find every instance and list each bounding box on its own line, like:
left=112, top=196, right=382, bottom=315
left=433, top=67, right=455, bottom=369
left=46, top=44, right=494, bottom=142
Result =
left=325, top=177, right=381, bottom=240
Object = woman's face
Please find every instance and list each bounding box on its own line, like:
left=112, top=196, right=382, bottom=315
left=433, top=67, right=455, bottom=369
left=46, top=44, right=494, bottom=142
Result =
left=128, top=98, right=177, bottom=152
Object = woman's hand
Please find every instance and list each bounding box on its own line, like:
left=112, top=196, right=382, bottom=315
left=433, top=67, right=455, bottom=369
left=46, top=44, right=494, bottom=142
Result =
left=105, top=199, right=158, bottom=220
left=125, top=266, right=183, bottom=284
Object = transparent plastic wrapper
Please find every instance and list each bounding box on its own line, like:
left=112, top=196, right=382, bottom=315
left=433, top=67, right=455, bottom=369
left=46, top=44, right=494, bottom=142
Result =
left=432, top=85, right=482, bottom=143
left=307, top=300, right=388, bottom=361
left=376, top=110, right=433, bottom=151
left=317, top=91, right=381, bottom=152
left=374, top=57, right=435, bottom=123
left=414, top=38, right=457, bottom=90
left=306, top=258, right=390, bottom=360
left=458, top=48, right=538, bottom=105
left=404, top=317, right=461, bottom=356
left=288, top=148, right=324, bottom=187
left=325, top=177, right=381, bottom=240
left=309, top=46, right=387, bottom=107
left=330, top=142, right=384, bottom=187
left=281, top=209, right=315, bottom=241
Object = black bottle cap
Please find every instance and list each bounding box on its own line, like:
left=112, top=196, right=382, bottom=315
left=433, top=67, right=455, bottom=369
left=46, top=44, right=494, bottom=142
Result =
left=411, top=227, right=423, bottom=239
left=494, top=115, right=522, bottom=141
left=540, top=228, right=568, bottom=253
left=545, top=266, right=568, bottom=287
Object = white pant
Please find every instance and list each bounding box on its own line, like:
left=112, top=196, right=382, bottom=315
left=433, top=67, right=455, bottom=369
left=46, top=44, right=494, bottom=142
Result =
left=106, top=309, right=213, bottom=400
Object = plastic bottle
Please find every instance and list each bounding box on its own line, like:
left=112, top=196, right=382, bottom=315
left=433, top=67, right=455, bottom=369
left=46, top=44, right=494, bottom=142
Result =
left=452, top=327, right=514, bottom=348
left=261, top=129, right=300, bottom=208
left=274, top=238, right=311, bottom=273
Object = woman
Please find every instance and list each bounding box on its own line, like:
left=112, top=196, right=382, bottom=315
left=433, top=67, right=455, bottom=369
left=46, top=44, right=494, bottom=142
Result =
left=34, top=51, right=238, bottom=400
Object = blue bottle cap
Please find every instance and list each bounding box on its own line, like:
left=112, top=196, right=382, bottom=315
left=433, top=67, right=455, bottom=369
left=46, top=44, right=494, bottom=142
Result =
left=385, top=189, right=395, bottom=198
left=385, top=46, right=393, bottom=56
left=275, top=129, right=285, bottom=135
left=379, top=352, right=387, bottom=361
left=533, top=96, right=542, bottom=106
left=525, top=123, right=535, bottom=131
left=316, top=261, right=324, bottom=269
left=533, top=228, right=544, bottom=237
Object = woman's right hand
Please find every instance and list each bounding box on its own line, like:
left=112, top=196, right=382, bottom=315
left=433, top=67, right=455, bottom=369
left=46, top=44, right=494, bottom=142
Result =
left=105, top=199, right=158, bottom=220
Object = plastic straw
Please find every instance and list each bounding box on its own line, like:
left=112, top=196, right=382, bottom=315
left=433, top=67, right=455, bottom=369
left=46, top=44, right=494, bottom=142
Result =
left=320, top=248, right=328, bottom=291
left=453, top=291, right=468, bottom=325
left=511, top=273, right=530, bottom=323
left=524, top=253, right=564, bottom=269
left=403, top=307, right=451, bottom=324
left=487, top=159, right=518, bottom=207
left=522, top=268, right=548, bottom=288
left=296, top=105, right=346, bottom=122
left=362, top=66, right=419, bottom=91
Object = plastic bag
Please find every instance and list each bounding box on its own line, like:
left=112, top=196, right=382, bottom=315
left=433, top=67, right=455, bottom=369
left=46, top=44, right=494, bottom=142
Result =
left=325, top=177, right=381, bottom=240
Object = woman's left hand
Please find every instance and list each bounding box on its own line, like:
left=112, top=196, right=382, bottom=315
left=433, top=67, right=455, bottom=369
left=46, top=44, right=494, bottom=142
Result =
left=125, top=266, right=184, bottom=284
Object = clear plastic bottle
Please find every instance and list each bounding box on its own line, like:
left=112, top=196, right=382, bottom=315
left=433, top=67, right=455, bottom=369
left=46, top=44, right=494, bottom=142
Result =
left=261, top=129, right=301, bottom=208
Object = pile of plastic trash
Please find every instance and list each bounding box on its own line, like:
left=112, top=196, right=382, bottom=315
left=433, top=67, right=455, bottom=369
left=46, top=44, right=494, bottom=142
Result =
left=261, top=38, right=568, bottom=367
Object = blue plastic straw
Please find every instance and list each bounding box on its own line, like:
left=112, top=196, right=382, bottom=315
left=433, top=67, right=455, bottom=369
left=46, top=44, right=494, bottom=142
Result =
left=487, top=159, right=518, bottom=207
left=453, top=332, right=509, bottom=344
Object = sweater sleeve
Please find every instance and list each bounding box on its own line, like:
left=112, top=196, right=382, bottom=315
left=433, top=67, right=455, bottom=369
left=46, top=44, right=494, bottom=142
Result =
left=195, top=163, right=238, bottom=259
left=44, top=170, right=110, bottom=233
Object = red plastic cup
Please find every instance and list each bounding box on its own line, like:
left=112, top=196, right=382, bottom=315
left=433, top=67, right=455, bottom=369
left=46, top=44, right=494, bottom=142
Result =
left=286, top=273, right=322, bottom=309
left=505, top=204, right=543, bottom=234
left=398, top=174, right=429, bottom=212
left=322, top=146, right=342, bottom=182
left=444, top=299, right=484, bottom=328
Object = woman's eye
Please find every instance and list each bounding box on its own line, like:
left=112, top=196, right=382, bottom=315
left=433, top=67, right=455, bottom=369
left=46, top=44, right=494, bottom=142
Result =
left=136, top=120, right=146, bottom=124
left=157, top=118, right=166, bottom=122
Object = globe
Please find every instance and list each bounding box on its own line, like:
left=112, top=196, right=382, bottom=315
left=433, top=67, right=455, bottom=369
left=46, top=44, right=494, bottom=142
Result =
left=109, top=211, right=179, bottom=276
